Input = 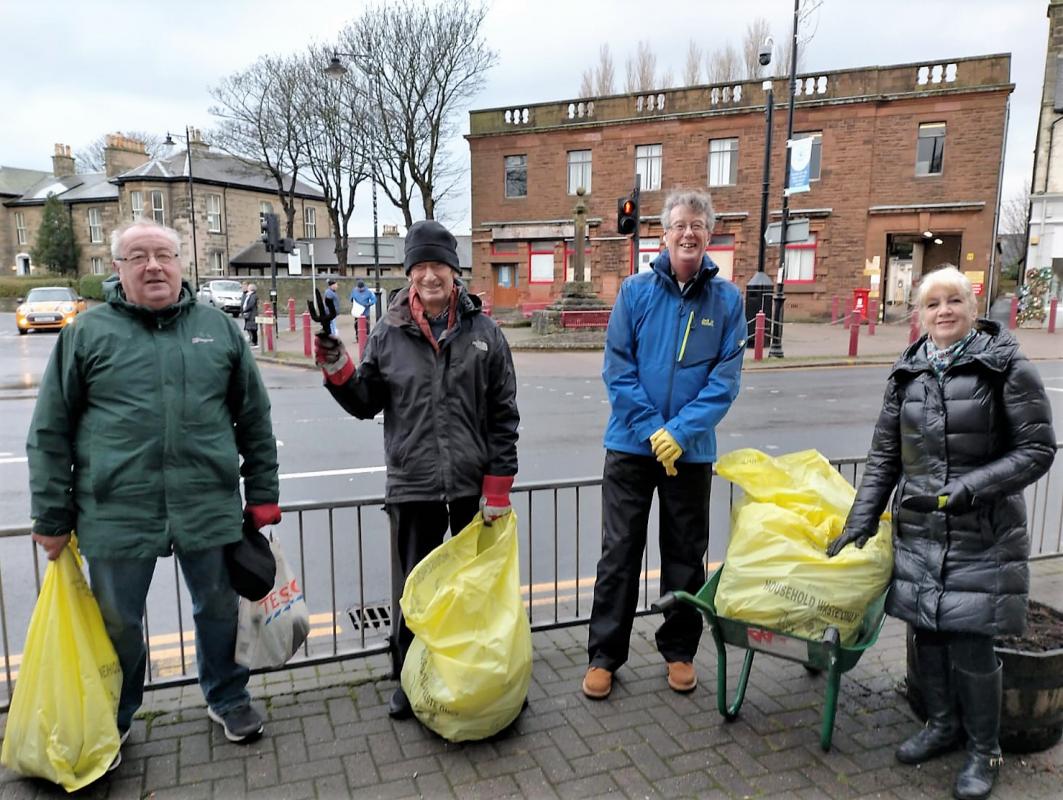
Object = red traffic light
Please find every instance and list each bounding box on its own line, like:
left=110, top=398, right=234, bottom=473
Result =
left=617, top=195, right=639, bottom=236
left=622, top=200, right=635, bottom=215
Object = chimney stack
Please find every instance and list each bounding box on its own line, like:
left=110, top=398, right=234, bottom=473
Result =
left=52, top=144, right=75, bottom=177
left=103, top=133, right=150, bottom=177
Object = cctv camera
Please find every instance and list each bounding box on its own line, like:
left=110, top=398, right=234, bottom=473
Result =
left=759, top=36, right=774, bottom=67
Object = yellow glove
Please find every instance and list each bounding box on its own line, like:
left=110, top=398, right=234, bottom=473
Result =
left=649, top=428, right=683, bottom=477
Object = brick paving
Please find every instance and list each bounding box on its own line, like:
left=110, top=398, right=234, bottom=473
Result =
left=2, top=560, right=1059, bottom=799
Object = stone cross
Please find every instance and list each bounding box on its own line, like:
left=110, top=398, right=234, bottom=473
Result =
left=572, top=187, right=587, bottom=283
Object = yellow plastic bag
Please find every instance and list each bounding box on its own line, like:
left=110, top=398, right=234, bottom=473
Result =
left=400, top=511, right=532, bottom=742
left=714, top=449, right=893, bottom=645
left=1, top=539, right=121, bottom=792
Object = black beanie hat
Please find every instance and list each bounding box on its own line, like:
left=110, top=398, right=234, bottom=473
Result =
left=404, top=220, right=460, bottom=274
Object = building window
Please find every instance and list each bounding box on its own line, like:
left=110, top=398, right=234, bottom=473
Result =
left=150, top=191, right=165, bottom=224
left=15, top=212, right=26, bottom=246
left=304, top=207, right=317, bottom=238
left=130, top=191, right=143, bottom=221
left=634, top=237, right=661, bottom=274
left=784, top=234, right=817, bottom=282
left=259, top=201, right=273, bottom=221
left=635, top=144, right=662, bottom=191
left=91, top=256, right=106, bottom=275
left=490, top=241, right=520, bottom=255
left=206, top=194, right=222, bottom=232
left=209, top=251, right=224, bottom=275
left=916, top=122, right=946, bottom=176
left=793, top=132, right=822, bottom=181
left=504, top=155, right=527, bottom=198
left=88, top=208, right=103, bottom=243
left=706, top=234, right=735, bottom=281
left=496, top=264, right=516, bottom=288
left=567, top=150, right=592, bottom=195
left=708, top=138, right=739, bottom=187
left=529, top=245, right=556, bottom=284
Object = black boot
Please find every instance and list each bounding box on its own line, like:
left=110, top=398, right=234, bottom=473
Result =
left=897, top=640, right=962, bottom=764
left=388, top=686, right=413, bottom=720
left=953, top=663, right=1003, bottom=800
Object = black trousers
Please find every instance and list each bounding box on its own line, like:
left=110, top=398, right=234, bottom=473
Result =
left=388, top=497, right=480, bottom=668
left=914, top=628, right=997, bottom=673
left=588, top=450, right=712, bottom=672
left=246, top=325, right=258, bottom=346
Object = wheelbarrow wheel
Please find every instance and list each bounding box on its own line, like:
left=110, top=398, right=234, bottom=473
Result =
left=803, top=664, right=822, bottom=676
left=820, top=626, right=842, bottom=751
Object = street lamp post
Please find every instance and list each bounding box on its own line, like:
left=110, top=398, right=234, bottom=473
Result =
left=325, top=51, right=383, bottom=322
left=163, top=127, right=199, bottom=290
left=745, top=39, right=775, bottom=348
left=770, top=0, right=801, bottom=359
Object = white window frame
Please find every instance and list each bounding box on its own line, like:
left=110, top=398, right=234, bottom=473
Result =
left=209, top=251, right=224, bottom=275
left=916, top=122, right=946, bottom=176
left=15, top=212, right=26, bottom=246
left=504, top=155, right=528, bottom=199
left=130, top=191, right=143, bottom=221
left=529, top=250, right=554, bottom=284
left=567, top=150, right=592, bottom=195
left=150, top=191, right=165, bottom=224
left=91, top=256, right=106, bottom=275
left=783, top=234, right=817, bottom=282
left=88, top=207, right=103, bottom=243
left=635, top=144, right=662, bottom=191
left=206, top=193, right=222, bottom=232
left=708, top=138, right=739, bottom=187
left=304, top=206, right=317, bottom=238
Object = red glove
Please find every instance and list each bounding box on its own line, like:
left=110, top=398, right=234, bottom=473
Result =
left=314, top=335, right=354, bottom=385
left=245, top=503, right=281, bottom=530
left=481, top=475, right=514, bottom=522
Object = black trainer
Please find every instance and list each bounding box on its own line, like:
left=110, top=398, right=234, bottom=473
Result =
left=207, top=704, right=264, bottom=743
left=388, top=687, right=413, bottom=719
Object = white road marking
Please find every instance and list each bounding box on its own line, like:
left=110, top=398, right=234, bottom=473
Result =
left=1047, top=387, right=1063, bottom=393
left=277, top=440, right=284, bottom=447
left=0, top=457, right=28, bottom=465
left=582, top=395, right=591, bottom=399
left=279, top=466, right=386, bottom=480
left=0, top=451, right=13, bottom=457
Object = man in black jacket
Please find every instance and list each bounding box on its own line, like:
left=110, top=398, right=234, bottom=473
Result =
left=314, top=220, right=520, bottom=719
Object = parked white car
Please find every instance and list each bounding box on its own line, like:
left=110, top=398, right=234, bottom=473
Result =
left=196, top=280, right=244, bottom=316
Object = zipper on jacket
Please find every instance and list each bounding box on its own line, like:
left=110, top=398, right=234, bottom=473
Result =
left=676, top=310, right=695, bottom=362
left=664, top=299, right=686, bottom=414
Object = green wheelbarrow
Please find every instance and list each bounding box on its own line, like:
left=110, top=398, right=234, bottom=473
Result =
left=655, top=566, right=887, bottom=751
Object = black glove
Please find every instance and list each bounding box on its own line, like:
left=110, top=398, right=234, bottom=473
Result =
left=314, top=335, right=352, bottom=384
left=941, top=482, right=972, bottom=514
left=826, top=527, right=872, bottom=558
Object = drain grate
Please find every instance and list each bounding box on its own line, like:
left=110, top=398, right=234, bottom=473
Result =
left=347, top=603, right=392, bottom=631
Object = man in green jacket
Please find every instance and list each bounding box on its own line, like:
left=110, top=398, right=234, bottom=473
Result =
left=27, top=219, right=281, bottom=766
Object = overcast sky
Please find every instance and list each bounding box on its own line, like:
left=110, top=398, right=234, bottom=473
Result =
left=1, top=0, right=1048, bottom=235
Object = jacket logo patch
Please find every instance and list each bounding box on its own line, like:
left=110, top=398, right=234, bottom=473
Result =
left=191, top=336, right=215, bottom=344
left=472, top=339, right=488, bottom=352
left=701, top=318, right=714, bottom=327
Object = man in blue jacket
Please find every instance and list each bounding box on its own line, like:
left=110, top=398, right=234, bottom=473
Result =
left=583, top=189, right=745, bottom=700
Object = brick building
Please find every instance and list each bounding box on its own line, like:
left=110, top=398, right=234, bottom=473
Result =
left=2, top=133, right=328, bottom=286
left=466, top=54, right=1012, bottom=320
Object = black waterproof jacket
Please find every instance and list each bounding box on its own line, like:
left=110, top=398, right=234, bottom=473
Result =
left=326, top=284, right=519, bottom=503
left=843, top=320, right=1055, bottom=635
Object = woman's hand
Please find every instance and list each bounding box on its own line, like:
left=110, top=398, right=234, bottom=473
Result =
left=826, top=527, right=872, bottom=557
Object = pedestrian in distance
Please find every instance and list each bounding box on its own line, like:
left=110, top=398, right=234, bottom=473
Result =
left=324, top=278, right=340, bottom=336
left=242, top=282, right=259, bottom=347
left=583, top=189, right=746, bottom=701
left=26, top=219, right=282, bottom=769
left=314, top=219, right=519, bottom=720
left=349, top=278, right=377, bottom=342
left=826, top=266, right=1055, bottom=800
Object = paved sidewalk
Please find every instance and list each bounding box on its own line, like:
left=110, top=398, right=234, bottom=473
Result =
left=2, top=560, right=1060, bottom=799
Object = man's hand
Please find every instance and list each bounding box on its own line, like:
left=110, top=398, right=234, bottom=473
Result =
left=31, top=532, right=70, bottom=561
left=650, top=428, right=683, bottom=477
left=244, top=503, right=282, bottom=530
left=825, top=527, right=872, bottom=557
left=481, top=475, right=514, bottom=523
left=314, top=335, right=353, bottom=385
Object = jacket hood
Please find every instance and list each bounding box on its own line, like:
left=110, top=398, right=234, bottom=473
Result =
left=651, top=250, right=718, bottom=295
left=106, top=277, right=196, bottom=324
left=386, top=279, right=480, bottom=326
left=893, top=318, right=1017, bottom=377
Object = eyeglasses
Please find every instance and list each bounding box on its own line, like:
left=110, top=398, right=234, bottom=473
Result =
left=115, top=252, right=179, bottom=267
left=668, top=221, right=708, bottom=234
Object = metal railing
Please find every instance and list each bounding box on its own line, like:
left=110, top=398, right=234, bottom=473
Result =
left=2, top=446, right=1060, bottom=712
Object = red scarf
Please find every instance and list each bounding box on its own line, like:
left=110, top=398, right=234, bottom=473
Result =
left=409, top=286, right=458, bottom=353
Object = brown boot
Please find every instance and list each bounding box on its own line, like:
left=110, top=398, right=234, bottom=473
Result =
left=582, top=667, right=613, bottom=699
left=667, top=661, right=697, bottom=692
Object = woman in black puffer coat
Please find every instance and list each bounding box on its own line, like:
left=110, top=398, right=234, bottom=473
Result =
left=827, top=266, right=1055, bottom=800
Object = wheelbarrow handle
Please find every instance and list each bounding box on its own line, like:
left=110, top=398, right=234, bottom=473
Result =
left=653, top=590, right=713, bottom=615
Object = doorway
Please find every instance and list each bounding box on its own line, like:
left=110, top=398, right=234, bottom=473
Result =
left=16, top=254, right=30, bottom=276
left=883, top=233, right=962, bottom=322
left=492, top=264, right=519, bottom=309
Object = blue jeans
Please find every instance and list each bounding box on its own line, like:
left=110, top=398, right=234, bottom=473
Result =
left=88, top=546, right=249, bottom=731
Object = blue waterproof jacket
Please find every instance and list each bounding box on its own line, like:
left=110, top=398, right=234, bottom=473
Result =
left=602, top=251, right=746, bottom=463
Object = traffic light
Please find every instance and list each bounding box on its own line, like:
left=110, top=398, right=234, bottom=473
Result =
left=260, top=212, right=281, bottom=252
left=617, top=194, right=639, bottom=236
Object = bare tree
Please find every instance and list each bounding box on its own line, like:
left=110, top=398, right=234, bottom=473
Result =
left=705, top=44, right=741, bottom=84
left=209, top=55, right=310, bottom=238
left=624, top=40, right=657, bottom=93
left=1000, top=184, right=1031, bottom=273
left=595, top=44, right=616, bottom=95
left=344, top=0, right=496, bottom=223
left=742, top=17, right=772, bottom=80
left=774, top=0, right=822, bottom=76
left=683, top=40, right=702, bottom=86
left=75, top=131, right=165, bottom=172
left=579, top=69, right=595, bottom=98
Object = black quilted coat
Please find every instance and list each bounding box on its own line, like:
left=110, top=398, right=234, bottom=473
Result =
left=843, top=320, right=1055, bottom=635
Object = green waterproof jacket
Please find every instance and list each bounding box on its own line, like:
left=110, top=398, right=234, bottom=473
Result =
left=26, top=278, right=279, bottom=558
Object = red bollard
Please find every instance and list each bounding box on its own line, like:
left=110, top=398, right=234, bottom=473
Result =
left=302, top=311, right=312, bottom=357
left=848, top=310, right=860, bottom=357
left=831, top=295, right=840, bottom=325
left=288, top=298, right=296, bottom=332
left=867, top=298, right=877, bottom=336
left=909, top=310, right=920, bottom=344
left=263, top=302, right=274, bottom=352
left=1008, top=296, right=1018, bottom=330
left=357, top=316, right=369, bottom=361
left=754, top=311, right=765, bottom=361
left=844, top=298, right=854, bottom=329
left=1049, top=298, right=1058, bottom=334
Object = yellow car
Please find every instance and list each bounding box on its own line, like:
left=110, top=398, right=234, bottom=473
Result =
left=15, top=286, right=87, bottom=335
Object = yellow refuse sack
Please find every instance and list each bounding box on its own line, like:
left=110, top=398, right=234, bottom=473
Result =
left=400, top=511, right=532, bottom=742
left=1, top=539, right=122, bottom=792
left=714, top=449, right=892, bottom=645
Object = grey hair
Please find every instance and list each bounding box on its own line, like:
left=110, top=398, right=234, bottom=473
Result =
left=914, top=264, right=977, bottom=316
left=111, top=219, right=181, bottom=260
left=660, top=189, right=715, bottom=231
